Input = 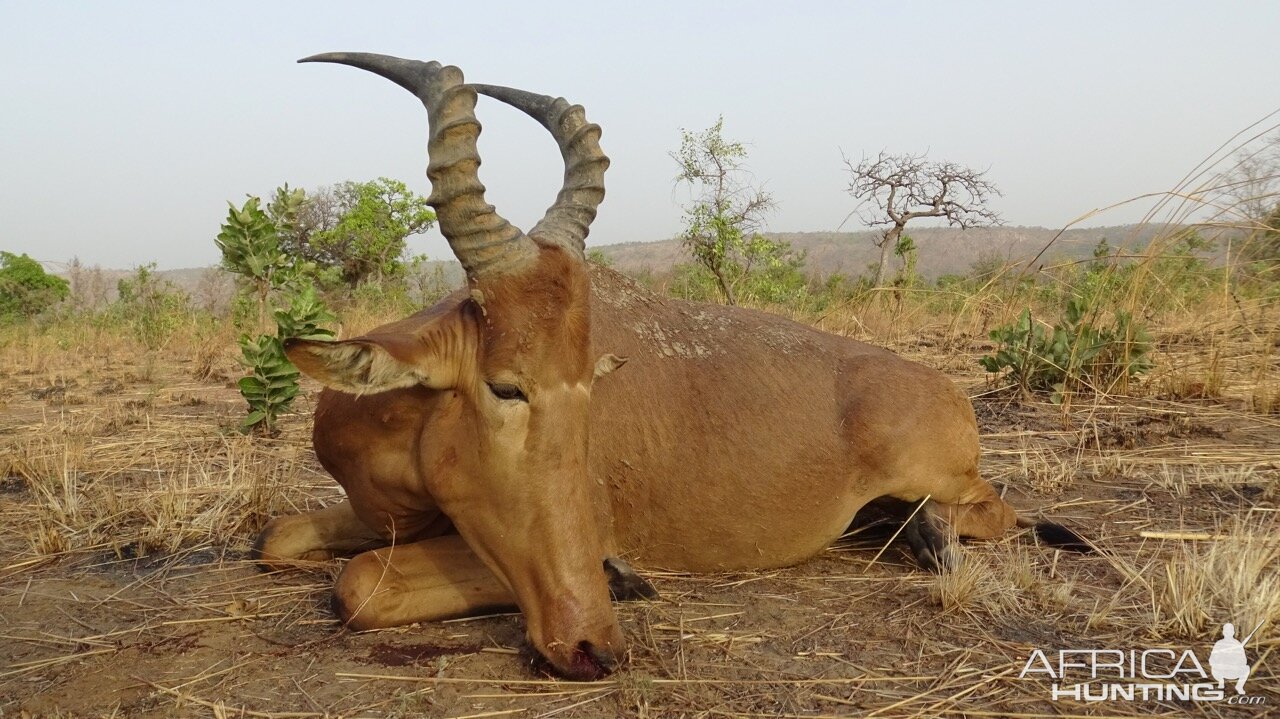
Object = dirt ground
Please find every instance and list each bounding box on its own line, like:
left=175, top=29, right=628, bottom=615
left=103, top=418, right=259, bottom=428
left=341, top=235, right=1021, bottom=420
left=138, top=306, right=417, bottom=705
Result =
left=0, top=329, right=1276, bottom=718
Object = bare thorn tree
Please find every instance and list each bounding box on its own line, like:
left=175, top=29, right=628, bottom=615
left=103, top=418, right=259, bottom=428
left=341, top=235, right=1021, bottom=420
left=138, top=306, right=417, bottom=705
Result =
left=1219, top=133, right=1280, bottom=227
left=844, top=151, right=1002, bottom=287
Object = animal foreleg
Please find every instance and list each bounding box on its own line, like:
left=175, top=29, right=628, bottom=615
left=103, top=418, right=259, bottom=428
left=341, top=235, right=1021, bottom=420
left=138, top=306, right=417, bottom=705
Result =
left=332, top=539, right=656, bottom=631
left=333, top=534, right=516, bottom=630
left=252, top=499, right=386, bottom=572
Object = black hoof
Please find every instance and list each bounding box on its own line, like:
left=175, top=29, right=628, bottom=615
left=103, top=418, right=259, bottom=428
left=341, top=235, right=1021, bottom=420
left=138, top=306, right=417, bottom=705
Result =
left=1033, top=521, right=1092, bottom=553
left=603, top=557, right=658, bottom=600
left=903, top=504, right=958, bottom=573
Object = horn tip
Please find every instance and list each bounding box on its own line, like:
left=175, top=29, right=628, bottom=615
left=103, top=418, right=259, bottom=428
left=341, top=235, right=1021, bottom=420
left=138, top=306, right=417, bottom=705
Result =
left=298, top=52, right=347, bottom=64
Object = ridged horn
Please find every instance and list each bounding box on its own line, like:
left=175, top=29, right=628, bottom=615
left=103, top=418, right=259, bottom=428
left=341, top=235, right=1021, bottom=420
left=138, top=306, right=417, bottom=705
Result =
left=471, top=83, right=609, bottom=260
left=299, top=53, right=538, bottom=278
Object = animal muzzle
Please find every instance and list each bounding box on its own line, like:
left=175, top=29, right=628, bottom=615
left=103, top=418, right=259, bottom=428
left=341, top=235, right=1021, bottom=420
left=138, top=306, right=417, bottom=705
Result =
left=540, top=633, right=624, bottom=680
left=530, top=608, right=627, bottom=680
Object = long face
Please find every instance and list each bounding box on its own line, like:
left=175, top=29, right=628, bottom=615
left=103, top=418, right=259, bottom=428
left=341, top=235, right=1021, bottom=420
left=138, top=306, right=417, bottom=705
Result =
left=423, top=248, right=624, bottom=679
left=287, top=247, right=624, bottom=679
left=293, top=51, right=617, bottom=679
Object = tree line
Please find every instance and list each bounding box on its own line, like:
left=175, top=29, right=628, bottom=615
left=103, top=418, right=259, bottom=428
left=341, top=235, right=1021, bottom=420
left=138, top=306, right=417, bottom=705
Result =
left=672, top=117, right=1002, bottom=305
left=670, top=118, right=1279, bottom=306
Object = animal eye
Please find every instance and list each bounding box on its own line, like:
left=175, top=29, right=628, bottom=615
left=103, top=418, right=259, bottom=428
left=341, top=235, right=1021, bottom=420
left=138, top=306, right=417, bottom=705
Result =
left=487, top=382, right=527, bottom=402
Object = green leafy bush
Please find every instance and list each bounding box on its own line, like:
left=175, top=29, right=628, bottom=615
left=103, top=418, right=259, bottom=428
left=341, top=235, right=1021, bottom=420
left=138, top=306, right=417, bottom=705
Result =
left=0, top=252, right=69, bottom=321
left=237, top=335, right=299, bottom=432
left=668, top=235, right=811, bottom=308
left=216, top=190, right=301, bottom=331
left=278, top=178, right=436, bottom=288
left=980, top=299, right=1154, bottom=402
left=217, top=187, right=336, bottom=434
left=237, top=285, right=334, bottom=433
left=1072, top=232, right=1220, bottom=315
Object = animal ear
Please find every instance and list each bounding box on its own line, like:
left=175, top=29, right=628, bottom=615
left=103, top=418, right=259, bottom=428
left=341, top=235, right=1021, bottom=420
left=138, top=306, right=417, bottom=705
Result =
left=285, top=333, right=454, bottom=396
left=593, top=354, right=628, bottom=382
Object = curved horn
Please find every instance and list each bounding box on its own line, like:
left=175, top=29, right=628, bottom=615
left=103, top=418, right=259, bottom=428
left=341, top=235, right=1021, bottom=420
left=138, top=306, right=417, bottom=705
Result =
left=299, top=53, right=537, bottom=278
left=471, top=83, right=609, bottom=260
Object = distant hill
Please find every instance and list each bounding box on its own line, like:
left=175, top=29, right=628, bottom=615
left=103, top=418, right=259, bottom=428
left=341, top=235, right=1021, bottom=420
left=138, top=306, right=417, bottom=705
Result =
left=59, top=224, right=1206, bottom=300
left=595, top=224, right=1187, bottom=281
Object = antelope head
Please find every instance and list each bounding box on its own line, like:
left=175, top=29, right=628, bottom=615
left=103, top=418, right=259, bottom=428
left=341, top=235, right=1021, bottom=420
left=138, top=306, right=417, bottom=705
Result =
left=285, top=53, right=618, bottom=679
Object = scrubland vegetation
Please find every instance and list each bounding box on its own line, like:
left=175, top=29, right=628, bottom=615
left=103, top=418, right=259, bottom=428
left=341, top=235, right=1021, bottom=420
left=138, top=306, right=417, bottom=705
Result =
left=1, top=139, right=1277, bottom=715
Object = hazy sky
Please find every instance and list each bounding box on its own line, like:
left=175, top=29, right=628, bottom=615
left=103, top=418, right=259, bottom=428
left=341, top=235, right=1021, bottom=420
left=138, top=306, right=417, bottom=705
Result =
left=3, top=2, right=1279, bottom=270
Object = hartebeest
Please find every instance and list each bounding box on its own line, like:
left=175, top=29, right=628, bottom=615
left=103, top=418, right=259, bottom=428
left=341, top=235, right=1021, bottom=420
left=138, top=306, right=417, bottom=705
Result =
left=254, top=53, right=1087, bottom=680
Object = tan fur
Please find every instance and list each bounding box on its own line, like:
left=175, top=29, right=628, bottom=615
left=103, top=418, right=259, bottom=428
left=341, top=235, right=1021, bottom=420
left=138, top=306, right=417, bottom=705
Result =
left=273, top=248, right=624, bottom=680
left=266, top=53, right=1023, bottom=681
left=260, top=259, right=1022, bottom=677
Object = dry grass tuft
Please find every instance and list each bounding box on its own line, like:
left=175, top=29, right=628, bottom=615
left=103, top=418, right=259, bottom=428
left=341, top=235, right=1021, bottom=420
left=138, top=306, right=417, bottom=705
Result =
left=0, top=369, right=339, bottom=565
left=931, top=548, right=1021, bottom=618
left=1157, top=512, right=1280, bottom=642
left=1019, top=447, right=1081, bottom=495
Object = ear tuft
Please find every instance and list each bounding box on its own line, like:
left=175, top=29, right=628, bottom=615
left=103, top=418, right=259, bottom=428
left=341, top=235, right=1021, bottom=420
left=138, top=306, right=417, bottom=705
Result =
left=593, top=354, right=628, bottom=382
left=285, top=337, right=427, bottom=396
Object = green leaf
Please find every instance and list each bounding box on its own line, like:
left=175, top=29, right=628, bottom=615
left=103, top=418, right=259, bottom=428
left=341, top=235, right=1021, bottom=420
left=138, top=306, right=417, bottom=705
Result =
left=267, top=376, right=300, bottom=390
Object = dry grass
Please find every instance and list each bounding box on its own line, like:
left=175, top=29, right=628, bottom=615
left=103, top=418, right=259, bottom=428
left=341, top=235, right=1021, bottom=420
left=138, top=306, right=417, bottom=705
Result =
left=0, top=384, right=332, bottom=564
left=1157, top=512, right=1280, bottom=640
left=3, top=162, right=1279, bottom=716
left=1, top=282, right=1275, bottom=717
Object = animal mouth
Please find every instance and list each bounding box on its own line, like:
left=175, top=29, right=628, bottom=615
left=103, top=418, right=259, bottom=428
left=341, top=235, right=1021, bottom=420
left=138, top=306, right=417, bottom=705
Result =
left=548, top=640, right=617, bottom=681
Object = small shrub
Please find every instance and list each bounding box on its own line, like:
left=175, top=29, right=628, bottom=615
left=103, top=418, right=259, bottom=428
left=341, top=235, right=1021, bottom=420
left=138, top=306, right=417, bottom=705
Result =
left=217, top=188, right=336, bottom=434
left=667, top=243, right=811, bottom=308
left=236, top=335, right=299, bottom=433
left=980, top=299, right=1154, bottom=402
left=237, top=285, right=335, bottom=434
left=114, top=264, right=192, bottom=350
left=586, top=248, right=614, bottom=268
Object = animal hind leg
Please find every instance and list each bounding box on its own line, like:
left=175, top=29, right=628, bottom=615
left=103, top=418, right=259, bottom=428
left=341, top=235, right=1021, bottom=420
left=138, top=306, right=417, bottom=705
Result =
left=928, top=475, right=1018, bottom=540
left=847, top=497, right=958, bottom=572
left=253, top=499, right=389, bottom=572
left=604, top=557, right=658, bottom=600
left=930, top=476, right=1090, bottom=551
left=883, top=474, right=1017, bottom=571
